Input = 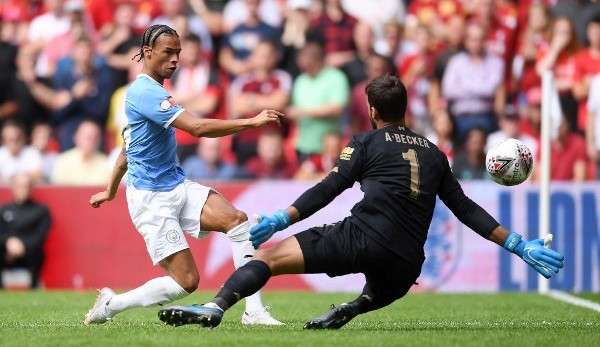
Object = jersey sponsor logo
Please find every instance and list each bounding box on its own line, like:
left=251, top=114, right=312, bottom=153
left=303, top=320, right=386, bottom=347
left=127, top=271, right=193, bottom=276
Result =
left=160, top=96, right=177, bottom=111
left=339, top=147, right=354, bottom=160
left=419, top=201, right=462, bottom=290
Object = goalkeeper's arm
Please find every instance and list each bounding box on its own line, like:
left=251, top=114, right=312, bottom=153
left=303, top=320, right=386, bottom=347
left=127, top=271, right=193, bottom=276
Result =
left=437, top=153, right=564, bottom=278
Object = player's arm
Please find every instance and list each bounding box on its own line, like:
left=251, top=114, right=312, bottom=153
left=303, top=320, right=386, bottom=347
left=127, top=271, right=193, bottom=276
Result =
left=249, top=139, right=364, bottom=248
left=437, top=154, right=564, bottom=278
left=89, top=148, right=128, bottom=208
left=171, top=109, right=283, bottom=138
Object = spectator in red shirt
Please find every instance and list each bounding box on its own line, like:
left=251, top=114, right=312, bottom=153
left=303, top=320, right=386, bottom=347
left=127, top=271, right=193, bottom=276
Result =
left=520, top=87, right=542, bottom=140
left=572, top=15, right=600, bottom=131
left=348, top=53, right=393, bottom=135
left=169, top=33, right=221, bottom=161
left=86, top=0, right=116, bottom=32
left=229, top=40, right=291, bottom=163
left=471, top=0, right=517, bottom=68
left=295, top=132, right=341, bottom=180
left=512, top=2, right=551, bottom=98
left=549, top=117, right=587, bottom=181
left=245, top=130, right=298, bottom=179
left=536, top=16, right=581, bottom=132
left=97, top=2, right=141, bottom=88
left=309, top=0, right=357, bottom=67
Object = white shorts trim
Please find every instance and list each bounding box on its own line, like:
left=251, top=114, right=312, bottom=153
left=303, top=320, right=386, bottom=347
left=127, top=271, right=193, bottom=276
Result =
left=126, top=180, right=211, bottom=265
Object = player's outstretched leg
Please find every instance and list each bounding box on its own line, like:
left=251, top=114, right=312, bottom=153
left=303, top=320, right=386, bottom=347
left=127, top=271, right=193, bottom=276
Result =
left=159, top=236, right=304, bottom=328
left=84, top=249, right=197, bottom=325
left=197, top=191, right=282, bottom=325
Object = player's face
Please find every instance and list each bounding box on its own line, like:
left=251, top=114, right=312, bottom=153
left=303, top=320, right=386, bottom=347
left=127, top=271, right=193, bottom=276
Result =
left=2, top=125, right=25, bottom=155
left=147, top=35, right=181, bottom=80
left=11, top=174, right=31, bottom=204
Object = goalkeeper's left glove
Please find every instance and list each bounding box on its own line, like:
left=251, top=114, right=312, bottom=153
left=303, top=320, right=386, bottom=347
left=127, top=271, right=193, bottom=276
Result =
left=249, top=210, right=291, bottom=249
left=503, top=232, right=565, bottom=279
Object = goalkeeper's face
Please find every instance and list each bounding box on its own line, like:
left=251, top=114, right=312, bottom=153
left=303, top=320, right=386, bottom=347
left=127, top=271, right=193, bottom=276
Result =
left=144, top=34, right=181, bottom=80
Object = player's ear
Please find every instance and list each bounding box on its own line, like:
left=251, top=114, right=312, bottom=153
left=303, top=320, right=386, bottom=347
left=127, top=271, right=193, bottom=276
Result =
left=370, top=106, right=379, bottom=121
left=143, top=45, right=152, bottom=59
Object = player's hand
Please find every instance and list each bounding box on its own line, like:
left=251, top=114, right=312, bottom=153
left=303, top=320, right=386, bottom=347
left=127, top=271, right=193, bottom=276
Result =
left=503, top=233, right=564, bottom=279
left=72, top=79, right=94, bottom=99
left=249, top=210, right=291, bottom=249
left=5, top=236, right=25, bottom=261
left=89, top=190, right=115, bottom=208
left=251, top=109, right=284, bottom=128
left=551, top=33, right=570, bottom=52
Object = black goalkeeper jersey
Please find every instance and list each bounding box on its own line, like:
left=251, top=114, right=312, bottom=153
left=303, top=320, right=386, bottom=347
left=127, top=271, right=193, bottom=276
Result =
left=292, top=124, right=499, bottom=266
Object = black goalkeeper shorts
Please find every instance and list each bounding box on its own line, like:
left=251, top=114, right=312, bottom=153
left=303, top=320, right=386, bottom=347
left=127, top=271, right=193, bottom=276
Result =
left=294, top=219, right=421, bottom=297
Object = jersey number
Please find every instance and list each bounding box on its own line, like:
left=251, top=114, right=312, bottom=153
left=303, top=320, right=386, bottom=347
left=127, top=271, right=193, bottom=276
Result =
left=402, top=149, right=420, bottom=199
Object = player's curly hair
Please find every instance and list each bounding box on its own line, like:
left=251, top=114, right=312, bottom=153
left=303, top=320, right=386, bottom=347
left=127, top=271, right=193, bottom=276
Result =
left=365, top=74, right=407, bottom=122
left=132, top=24, right=179, bottom=62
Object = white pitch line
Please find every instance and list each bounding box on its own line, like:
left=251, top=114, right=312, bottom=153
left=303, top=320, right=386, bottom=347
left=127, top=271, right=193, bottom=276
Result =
left=545, top=290, right=600, bottom=313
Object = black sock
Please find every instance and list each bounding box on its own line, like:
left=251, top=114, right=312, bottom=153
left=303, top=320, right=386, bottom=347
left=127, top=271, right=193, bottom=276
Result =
left=346, top=294, right=375, bottom=314
left=213, top=260, right=271, bottom=311
left=346, top=284, right=400, bottom=314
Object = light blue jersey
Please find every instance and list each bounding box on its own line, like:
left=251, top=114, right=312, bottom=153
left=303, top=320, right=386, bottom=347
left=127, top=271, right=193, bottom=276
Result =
left=123, top=74, right=186, bottom=191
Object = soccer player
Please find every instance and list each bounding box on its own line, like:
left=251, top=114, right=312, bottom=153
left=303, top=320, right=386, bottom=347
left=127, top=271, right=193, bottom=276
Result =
left=157, top=75, right=565, bottom=329
left=83, top=25, right=284, bottom=326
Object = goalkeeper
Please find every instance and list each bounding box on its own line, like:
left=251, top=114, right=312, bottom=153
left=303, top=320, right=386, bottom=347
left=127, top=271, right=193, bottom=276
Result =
left=158, top=75, right=565, bottom=329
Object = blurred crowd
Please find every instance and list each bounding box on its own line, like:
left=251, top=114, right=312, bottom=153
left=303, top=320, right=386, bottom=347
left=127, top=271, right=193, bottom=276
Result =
left=1, top=0, right=600, bottom=186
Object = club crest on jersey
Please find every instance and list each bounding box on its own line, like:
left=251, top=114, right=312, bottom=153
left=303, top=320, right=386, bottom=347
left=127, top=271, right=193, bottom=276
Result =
left=488, top=157, right=514, bottom=177
left=340, top=147, right=354, bottom=160
left=160, top=96, right=177, bottom=111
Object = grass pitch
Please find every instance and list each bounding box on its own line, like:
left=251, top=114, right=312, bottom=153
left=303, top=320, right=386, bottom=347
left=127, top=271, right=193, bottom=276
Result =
left=0, top=291, right=598, bottom=347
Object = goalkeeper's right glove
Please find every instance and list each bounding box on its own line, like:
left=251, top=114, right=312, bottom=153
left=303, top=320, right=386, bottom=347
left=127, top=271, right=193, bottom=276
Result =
left=503, top=232, right=565, bottom=279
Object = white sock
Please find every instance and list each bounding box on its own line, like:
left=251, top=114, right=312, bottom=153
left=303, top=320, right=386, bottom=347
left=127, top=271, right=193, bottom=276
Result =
left=227, top=221, right=265, bottom=313
left=107, top=276, right=189, bottom=315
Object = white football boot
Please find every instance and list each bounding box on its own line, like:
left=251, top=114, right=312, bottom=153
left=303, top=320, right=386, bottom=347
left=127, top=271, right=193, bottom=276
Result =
left=84, top=287, right=115, bottom=325
left=241, top=307, right=284, bottom=326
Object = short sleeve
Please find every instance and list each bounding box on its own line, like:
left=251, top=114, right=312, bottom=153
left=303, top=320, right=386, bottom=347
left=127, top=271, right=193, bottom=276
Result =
left=334, top=137, right=365, bottom=183
left=136, top=85, right=184, bottom=128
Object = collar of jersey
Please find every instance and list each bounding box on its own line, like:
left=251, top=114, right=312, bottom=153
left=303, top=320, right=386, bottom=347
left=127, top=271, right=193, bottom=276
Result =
left=137, top=73, right=163, bottom=86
